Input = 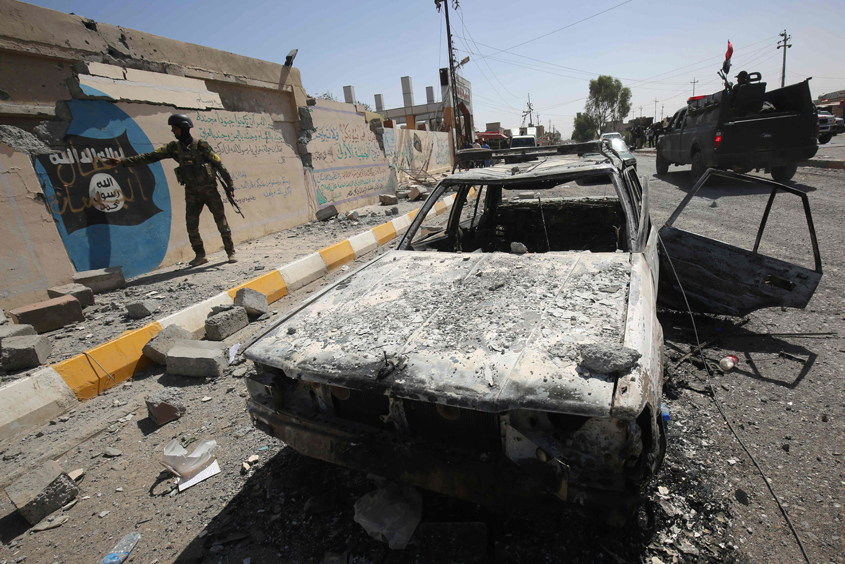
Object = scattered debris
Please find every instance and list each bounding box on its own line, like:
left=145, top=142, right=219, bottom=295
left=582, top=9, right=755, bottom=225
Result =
left=353, top=483, right=423, bottom=550
left=145, top=389, right=187, bottom=425
left=31, top=514, right=69, bottom=532
left=316, top=204, right=339, bottom=221
left=125, top=300, right=160, bottom=319
left=719, top=355, right=738, bottom=371
left=379, top=194, right=398, bottom=205
left=73, top=267, right=126, bottom=294
left=142, top=325, right=194, bottom=365
left=205, top=306, right=249, bottom=341
left=47, top=283, right=95, bottom=307
left=4, top=461, right=79, bottom=525
left=234, top=288, right=269, bottom=317
left=577, top=343, right=641, bottom=373
left=98, top=531, right=140, bottom=564
left=103, top=447, right=122, bottom=458
left=1, top=335, right=52, bottom=371
left=8, top=295, right=85, bottom=334
left=165, top=341, right=226, bottom=378
left=67, top=468, right=85, bottom=482
left=161, top=438, right=218, bottom=487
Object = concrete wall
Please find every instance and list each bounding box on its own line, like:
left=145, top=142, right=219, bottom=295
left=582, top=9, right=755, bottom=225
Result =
left=383, top=127, right=452, bottom=182
left=302, top=99, right=395, bottom=213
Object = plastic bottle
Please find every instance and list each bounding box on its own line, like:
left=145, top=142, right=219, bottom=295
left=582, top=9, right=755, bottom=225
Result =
left=660, top=403, right=670, bottom=422
left=719, top=355, right=739, bottom=371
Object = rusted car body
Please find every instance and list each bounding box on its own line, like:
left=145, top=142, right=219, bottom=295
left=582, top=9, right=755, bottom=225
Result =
left=243, top=143, right=821, bottom=519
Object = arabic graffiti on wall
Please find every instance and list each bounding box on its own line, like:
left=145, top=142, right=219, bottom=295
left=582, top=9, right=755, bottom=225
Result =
left=34, top=99, right=172, bottom=279
left=307, top=102, right=392, bottom=208
left=382, top=129, right=452, bottom=181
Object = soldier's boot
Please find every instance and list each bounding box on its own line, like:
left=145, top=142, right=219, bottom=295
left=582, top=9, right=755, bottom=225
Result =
left=227, top=250, right=237, bottom=264
left=189, top=253, right=208, bottom=267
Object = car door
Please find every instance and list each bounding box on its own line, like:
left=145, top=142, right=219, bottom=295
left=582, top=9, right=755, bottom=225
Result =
left=657, top=169, right=822, bottom=316
left=671, top=108, right=689, bottom=163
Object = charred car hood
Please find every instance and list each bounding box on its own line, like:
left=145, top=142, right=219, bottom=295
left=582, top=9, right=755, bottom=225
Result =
left=245, top=251, right=633, bottom=417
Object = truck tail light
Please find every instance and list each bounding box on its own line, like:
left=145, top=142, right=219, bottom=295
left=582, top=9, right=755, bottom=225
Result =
left=714, top=130, right=722, bottom=149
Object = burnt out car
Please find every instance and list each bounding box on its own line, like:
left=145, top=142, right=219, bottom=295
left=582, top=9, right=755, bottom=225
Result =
left=243, top=143, right=821, bottom=520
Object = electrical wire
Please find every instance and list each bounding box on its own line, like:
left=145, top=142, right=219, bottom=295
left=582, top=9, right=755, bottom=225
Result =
left=658, top=234, right=813, bottom=564
left=455, top=5, right=519, bottom=100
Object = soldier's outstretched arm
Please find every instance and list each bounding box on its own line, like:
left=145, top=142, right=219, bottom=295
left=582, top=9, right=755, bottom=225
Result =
left=105, top=142, right=177, bottom=168
left=198, top=140, right=234, bottom=189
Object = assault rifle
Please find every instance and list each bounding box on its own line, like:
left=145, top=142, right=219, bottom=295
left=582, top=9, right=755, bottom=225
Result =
left=216, top=171, right=244, bottom=219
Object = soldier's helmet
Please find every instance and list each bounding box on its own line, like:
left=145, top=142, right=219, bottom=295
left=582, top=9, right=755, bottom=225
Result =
left=167, top=114, right=194, bottom=129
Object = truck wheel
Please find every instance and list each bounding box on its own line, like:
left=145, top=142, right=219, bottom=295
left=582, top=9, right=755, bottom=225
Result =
left=819, top=134, right=832, bottom=144
left=771, top=164, right=798, bottom=183
left=690, top=152, right=705, bottom=183
left=656, top=151, right=669, bottom=175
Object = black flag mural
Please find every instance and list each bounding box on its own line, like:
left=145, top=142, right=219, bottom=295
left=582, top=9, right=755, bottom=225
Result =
left=36, top=132, right=164, bottom=235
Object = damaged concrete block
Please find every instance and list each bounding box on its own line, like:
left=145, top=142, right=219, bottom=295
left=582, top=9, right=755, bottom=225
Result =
left=0, top=324, right=37, bottom=352
left=577, top=343, right=641, bottom=373
left=142, top=325, right=193, bottom=365
left=345, top=211, right=360, bottom=221
left=47, top=283, right=95, bottom=307
left=1, top=335, right=52, bottom=371
left=379, top=194, right=398, bottom=205
left=9, top=295, right=85, bottom=334
left=396, top=189, right=410, bottom=200
left=145, top=389, right=187, bottom=425
left=166, top=341, right=226, bottom=378
left=408, top=186, right=427, bottom=201
left=72, top=267, right=126, bottom=294
left=125, top=300, right=160, bottom=319
left=205, top=306, right=249, bottom=341
left=234, top=288, right=269, bottom=317
left=4, top=461, right=78, bottom=525
left=316, top=205, right=338, bottom=221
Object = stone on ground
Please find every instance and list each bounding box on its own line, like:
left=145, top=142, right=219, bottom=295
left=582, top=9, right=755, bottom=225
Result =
left=234, top=288, right=269, bottom=317
left=4, top=461, right=79, bottom=525
left=577, top=343, right=641, bottom=373
left=166, top=341, right=227, bottom=378
left=145, top=389, right=187, bottom=425
left=205, top=306, right=249, bottom=341
left=142, top=325, right=193, bottom=365
left=408, top=186, right=427, bottom=201
left=8, top=295, right=85, bottom=333
left=125, top=299, right=160, bottom=319
left=316, top=204, right=338, bottom=221
left=345, top=211, right=360, bottom=221
left=47, top=283, right=95, bottom=307
left=72, top=266, right=126, bottom=294
left=396, top=189, right=410, bottom=199
left=379, top=194, right=398, bottom=205
left=0, top=324, right=37, bottom=352
left=0, top=335, right=52, bottom=371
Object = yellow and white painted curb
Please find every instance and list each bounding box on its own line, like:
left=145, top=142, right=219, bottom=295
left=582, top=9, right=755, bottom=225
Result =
left=0, top=192, right=467, bottom=442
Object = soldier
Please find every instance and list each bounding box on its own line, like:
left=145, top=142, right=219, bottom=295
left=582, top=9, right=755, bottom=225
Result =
left=106, top=114, right=237, bottom=266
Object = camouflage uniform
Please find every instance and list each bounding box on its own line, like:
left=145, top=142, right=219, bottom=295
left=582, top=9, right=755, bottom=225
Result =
left=121, top=139, right=235, bottom=256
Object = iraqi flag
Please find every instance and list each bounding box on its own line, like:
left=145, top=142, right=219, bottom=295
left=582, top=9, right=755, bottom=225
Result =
left=722, top=41, right=734, bottom=74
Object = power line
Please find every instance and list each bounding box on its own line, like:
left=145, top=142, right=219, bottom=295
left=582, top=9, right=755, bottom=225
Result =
left=455, top=5, right=519, bottom=101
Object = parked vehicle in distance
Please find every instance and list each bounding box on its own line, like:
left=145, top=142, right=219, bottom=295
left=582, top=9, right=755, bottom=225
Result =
left=510, top=134, right=537, bottom=148
left=656, top=71, right=819, bottom=182
left=818, top=110, right=836, bottom=144
left=243, top=141, right=821, bottom=524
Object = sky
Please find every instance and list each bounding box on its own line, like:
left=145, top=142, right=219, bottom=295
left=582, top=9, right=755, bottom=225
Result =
left=24, top=0, right=845, bottom=138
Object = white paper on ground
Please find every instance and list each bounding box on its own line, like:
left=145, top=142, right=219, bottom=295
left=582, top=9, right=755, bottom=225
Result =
left=229, top=343, right=240, bottom=364
left=177, top=459, right=220, bottom=491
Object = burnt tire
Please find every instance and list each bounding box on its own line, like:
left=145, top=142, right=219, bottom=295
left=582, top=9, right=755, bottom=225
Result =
left=690, top=151, right=705, bottom=183
left=656, top=151, right=669, bottom=175
left=771, top=164, right=798, bottom=183
left=819, top=133, right=833, bottom=144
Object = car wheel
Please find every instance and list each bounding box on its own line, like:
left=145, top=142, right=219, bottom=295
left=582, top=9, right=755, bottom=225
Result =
left=771, top=164, right=798, bottom=183
left=690, top=151, right=705, bottom=183
left=818, top=133, right=832, bottom=144
left=656, top=151, right=669, bottom=175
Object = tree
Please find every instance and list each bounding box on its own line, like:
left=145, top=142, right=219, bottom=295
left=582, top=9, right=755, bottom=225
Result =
left=571, top=112, right=597, bottom=142
left=584, top=75, right=632, bottom=135
left=355, top=100, right=374, bottom=112
left=315, top=90, right=338, bottom=101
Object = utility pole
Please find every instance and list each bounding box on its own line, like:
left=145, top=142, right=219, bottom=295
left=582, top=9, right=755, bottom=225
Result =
left=661, top=104, right=664, bottom=121
left=654, top=98, right=658, bottom=122
left=639, top=106, right=643, bottom=120
left=778, top=30, right=792, bottom=88
left=436, top=1, right=462, bottom=153
left=690, top=77, right=698, bottom=97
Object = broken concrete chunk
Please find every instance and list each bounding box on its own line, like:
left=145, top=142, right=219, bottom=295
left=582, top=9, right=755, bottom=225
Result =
left=125, top=300, right=160, bottom=319
left=205, top=307, right=249, bottom=341
left=9, top=295, right=85, bottom=333
left=73, top=267, right=126, bottom=294
left=345, top=211, right=360, bottom=221
left=4, top=461, right=78, bottom=525
left=67, top=468, right=85, bottom=481
left=0, top=324, right=37, bottom=352
left=408, top=186, right=427, bottom=201
left=396, top=190, right=410, bottom=200
left=142, top=325, right=194, bottom=365
left=234, top=288, right=269, bottom=317
left=47, top=283, right=95, bottom=307
left=379, top=194, right=398, bottom=205
left=577, top=343, right=641, bottom=373
left=1, top=335, right=52, bottom=371
left=510, top=242, right=528, bottom=254
left=145, top=389, right=187, bottom=426
left=166, top=341, right=226, bottom=378
left=316, top=204, right=338, bottom=221
left=103, top=447, right=122, bottom=458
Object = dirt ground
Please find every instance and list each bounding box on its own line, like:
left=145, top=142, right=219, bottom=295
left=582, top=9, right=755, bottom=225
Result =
left=1, top=160, right=843, bottom=564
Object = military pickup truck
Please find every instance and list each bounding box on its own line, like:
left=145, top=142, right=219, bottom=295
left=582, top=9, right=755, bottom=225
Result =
left=656, top=72, right=819, bottom=182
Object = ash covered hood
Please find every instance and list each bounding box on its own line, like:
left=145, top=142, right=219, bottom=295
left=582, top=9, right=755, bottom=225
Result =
left=245, top=251, right=634, bottom=417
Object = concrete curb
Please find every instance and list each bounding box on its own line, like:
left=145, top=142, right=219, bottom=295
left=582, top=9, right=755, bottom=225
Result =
left=799, top=159, right=845, bottom=170
left=0, top=191, right=466, bottom=442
